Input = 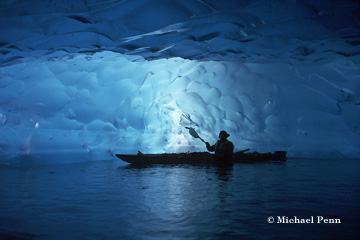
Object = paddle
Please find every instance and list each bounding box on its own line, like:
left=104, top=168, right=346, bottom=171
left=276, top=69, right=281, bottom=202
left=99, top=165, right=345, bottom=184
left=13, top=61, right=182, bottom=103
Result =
left=186, top=126, right=251, bottom=153
left=185, top=127, right=206, bottom=143
left=236, top=148, right=250, bottom=153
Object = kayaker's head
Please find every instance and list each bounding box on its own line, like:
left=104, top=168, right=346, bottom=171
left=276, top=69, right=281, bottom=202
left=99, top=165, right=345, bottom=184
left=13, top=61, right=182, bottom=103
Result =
left=219, top=131, right=230, bottom=140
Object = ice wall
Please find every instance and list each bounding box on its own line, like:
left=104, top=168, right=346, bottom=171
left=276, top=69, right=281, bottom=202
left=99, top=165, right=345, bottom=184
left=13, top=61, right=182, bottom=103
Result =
left=0, top=0, right=359, bottom=164
left=1, top=0, right=359, bottom=63
left=1, top=51, right=359, bottom=164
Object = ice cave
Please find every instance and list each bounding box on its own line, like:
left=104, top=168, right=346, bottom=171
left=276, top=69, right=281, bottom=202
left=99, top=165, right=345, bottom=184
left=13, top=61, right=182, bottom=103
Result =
left=0, top=0, right=359, bottom=164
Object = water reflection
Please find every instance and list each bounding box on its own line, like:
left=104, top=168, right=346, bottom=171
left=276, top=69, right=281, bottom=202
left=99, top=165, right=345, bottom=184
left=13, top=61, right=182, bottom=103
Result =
left=122, top=162, right=235, bottom=178
left=1, top=159, right=358, bottom=239
left=213, top=162, right=234, bottom=182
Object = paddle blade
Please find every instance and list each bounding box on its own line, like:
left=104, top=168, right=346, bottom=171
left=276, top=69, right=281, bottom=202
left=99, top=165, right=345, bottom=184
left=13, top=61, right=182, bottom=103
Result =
left=185, top=127, right=200, bottom=139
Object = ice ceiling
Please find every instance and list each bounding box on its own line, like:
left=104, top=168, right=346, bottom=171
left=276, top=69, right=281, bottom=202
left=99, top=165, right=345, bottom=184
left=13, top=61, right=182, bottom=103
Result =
left=0, top=0, right=360, bottom=164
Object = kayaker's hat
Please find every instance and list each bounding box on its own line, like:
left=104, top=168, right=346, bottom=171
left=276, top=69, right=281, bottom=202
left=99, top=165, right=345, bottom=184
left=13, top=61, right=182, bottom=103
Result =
left=219, top=131, right=230, bottom=139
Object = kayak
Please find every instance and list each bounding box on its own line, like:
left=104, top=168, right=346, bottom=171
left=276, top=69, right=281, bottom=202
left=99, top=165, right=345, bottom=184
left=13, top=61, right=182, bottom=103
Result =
left=116, top=151, right=286, bottom=165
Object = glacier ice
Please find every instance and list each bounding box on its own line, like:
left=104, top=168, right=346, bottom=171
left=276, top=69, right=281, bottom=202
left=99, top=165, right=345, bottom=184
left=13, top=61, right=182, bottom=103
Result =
left=0, top=0, right=359, bottom=164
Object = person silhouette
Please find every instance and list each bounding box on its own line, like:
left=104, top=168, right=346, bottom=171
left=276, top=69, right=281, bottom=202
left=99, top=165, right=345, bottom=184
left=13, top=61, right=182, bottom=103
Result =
left=206, top=131, right=234, bottom=159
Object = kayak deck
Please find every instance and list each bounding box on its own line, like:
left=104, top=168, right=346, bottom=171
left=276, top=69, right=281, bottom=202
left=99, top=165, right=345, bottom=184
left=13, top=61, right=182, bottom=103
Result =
left=116, top=151, right=286, bottom=165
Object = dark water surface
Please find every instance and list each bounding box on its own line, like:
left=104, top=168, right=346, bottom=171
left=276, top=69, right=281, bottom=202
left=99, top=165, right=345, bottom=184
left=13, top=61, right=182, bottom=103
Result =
left=0, top=158, right=359, bottom=240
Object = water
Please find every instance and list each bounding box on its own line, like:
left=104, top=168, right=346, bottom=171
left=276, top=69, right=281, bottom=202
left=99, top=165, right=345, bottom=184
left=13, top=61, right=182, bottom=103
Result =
left=0, top=158, right=359, bottom=240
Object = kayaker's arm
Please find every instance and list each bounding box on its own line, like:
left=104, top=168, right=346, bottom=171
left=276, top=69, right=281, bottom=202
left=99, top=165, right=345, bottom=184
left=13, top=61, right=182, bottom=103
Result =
left=206, top=142, right=215, bottom=152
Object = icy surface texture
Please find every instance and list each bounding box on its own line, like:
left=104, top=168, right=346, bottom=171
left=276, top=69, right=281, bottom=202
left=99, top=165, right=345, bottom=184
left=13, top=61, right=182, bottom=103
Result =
left=0, top=0, right=359, bottom=163
left=1, top=0, right=359, bottom=63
